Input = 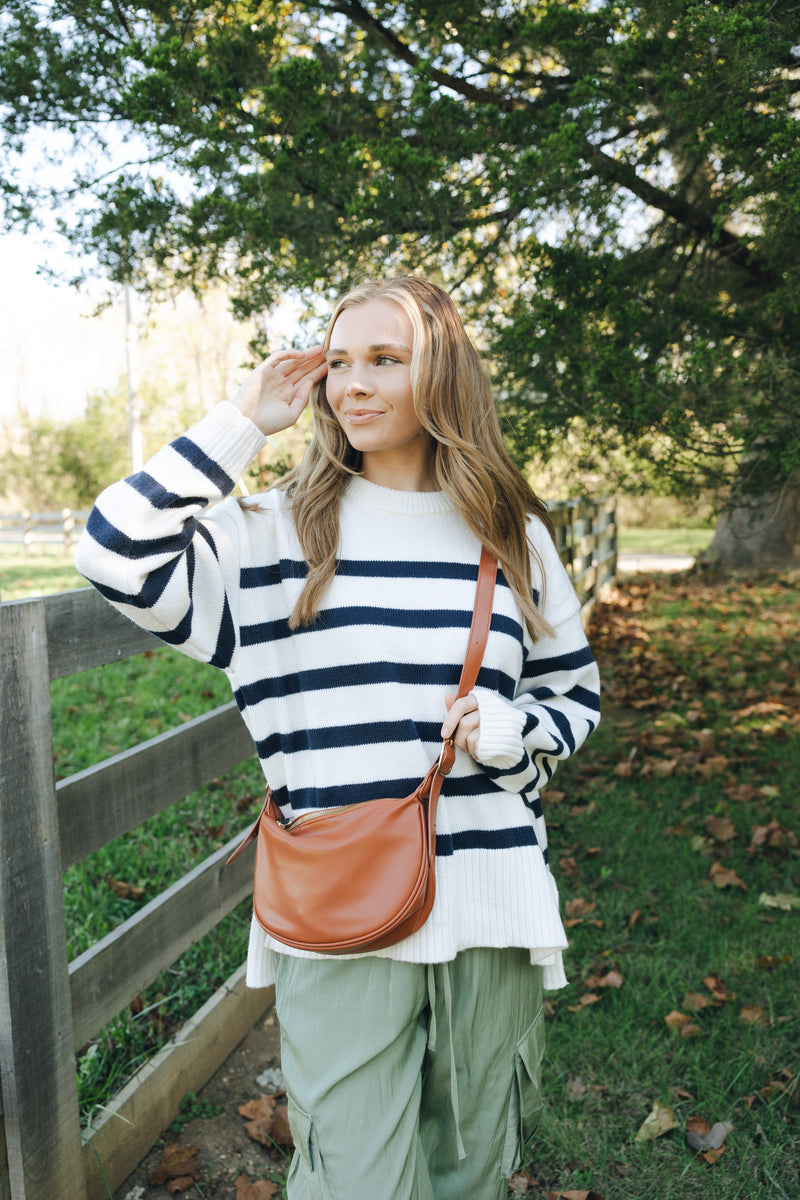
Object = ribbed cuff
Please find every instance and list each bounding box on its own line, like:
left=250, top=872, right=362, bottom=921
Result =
left=472, top=687, right=526, bottom=768
left=191, top=402, right=268, bottom=489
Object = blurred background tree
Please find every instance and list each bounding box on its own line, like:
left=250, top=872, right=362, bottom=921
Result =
left=2, top=0, right=798, bottom=566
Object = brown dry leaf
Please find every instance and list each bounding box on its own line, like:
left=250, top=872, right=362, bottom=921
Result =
left=758, top=954, right=791, bottom=970
left=626, top=909, right=641, bottom=930
left=705, top=815, right=736, bottom=842
left=749, top=821, right=791, bottom=852
left=565, top=898, right=597, bottom=918
left=703, top=973, right=735, bottom=1002
left=544, top=1192, right=604, bottom=1200
left=239, top=1095, right=277, bottom=1146
left=739, top=1005, right=768, bottom=1026
left=559, top=856, right=580, bottom=877
left=147, top=1144, right=200, bottom=1190
left=760, top=1068, right=800, bottom=1106
left=710, top=862, right=748, bottom=891
left=681, top=992, right=713, bottom=1012
left=568, top=992, right=602, bottom=1011
left=235, top=1176, right=280, bottom=1200
left=584, top=970, right=623, bottom=990
left=238, top=1095, right=294, bottom=1151
left=107, top=875, right=146, bottom=901
left=664, top=1010, right=701, bottom=1037
left=635, top=1099, right=678, bottom=1142
left=508, top=1170, right=539, bottom=1193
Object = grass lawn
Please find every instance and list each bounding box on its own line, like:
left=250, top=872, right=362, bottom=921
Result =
left=617, top=526, right=715, bottom=557
left=528, top=569, right=800, bottom=1199
left=2, top=551, right=798, bottom=1199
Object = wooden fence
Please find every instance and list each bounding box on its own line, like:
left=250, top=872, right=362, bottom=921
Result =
left=0, top=510, right=91, bottom=553
left=0, top=496, right=615, bottom=1200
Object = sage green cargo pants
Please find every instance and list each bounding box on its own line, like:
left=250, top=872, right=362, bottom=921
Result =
left=273, top=947, right=545, bottom=1200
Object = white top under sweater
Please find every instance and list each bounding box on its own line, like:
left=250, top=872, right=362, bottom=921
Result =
left=75, top=402, right=601, bottom=990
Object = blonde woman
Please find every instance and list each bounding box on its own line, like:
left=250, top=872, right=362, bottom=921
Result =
left=76, top=276, right=600, bottom=1199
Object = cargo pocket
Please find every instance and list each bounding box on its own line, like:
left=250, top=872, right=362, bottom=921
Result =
left=500, top=1007, right=546, bottom=1177
left=286, top=1096, right=335, bottom=1199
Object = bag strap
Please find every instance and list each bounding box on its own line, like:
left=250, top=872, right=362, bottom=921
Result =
left=438, top=545, right=497, bottom=778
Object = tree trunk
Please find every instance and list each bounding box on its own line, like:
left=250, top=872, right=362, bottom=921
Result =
left=703, top=477, right=800, bottom=571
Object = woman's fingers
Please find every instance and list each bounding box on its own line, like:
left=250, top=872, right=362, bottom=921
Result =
left=441, top=693, right=480, bottom=756
left=233, top=347, right=327, bottom=434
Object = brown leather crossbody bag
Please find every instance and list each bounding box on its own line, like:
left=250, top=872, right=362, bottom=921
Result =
left=227, top=547, right=497, bottom=954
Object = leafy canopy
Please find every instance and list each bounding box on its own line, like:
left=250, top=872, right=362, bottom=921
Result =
left=2, top=0, right=799, bottom=495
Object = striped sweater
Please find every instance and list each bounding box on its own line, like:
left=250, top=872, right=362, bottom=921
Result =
left=75, top=402, right=600, bottom=989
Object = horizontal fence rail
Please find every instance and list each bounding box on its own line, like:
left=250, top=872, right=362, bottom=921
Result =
left=0, top=510, right=90, bottom=552
left=0, top=495, right=616, bottom=1200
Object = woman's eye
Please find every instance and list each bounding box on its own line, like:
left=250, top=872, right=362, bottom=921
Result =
left=327, top=358, right=346, bottom=369
left=375, top=355, right=398, bottom=366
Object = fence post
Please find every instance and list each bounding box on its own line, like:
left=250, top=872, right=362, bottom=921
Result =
left=0, top=601, right=86, bottom=1199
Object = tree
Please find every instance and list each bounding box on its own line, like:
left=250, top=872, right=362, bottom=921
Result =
left=2, top=1, right=799, bottom=567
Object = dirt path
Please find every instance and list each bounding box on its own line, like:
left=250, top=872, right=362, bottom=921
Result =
left=113, top=1005, right=289, bottom=1199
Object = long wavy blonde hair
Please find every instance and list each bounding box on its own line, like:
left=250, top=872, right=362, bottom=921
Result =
left=277, top=276, right=555, bottom=640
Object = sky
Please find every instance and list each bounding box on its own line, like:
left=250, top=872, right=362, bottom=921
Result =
left=0, top=231, right=127, bottom=423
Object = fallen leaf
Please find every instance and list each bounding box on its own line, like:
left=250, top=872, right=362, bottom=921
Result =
left=508, top=1170, right=539, bottom=1193
left=568, top=992, right=602, bottom=1011
left=565, top=898, right=597, bottom=918
left=703, top=973, right=736, bottom=1002
left=758, top=954, right=791, bottom=970
left=584, top=970, right=623, bottom=989
left=704, top=815, right=736, bottom=842
left=635, top=1099, right=678, bottom=1142
left=739, top=1005, right=768, bottom=1026
left=681, top=992, right=714, bottom=1012
left=710, top=862, right=747, bottom=890
left=238, top=1095, right=293, bottom=1151
left=147, top=1145, right=200, bottom=1191
left=235, top=1176, right=280, bottom=1199
left=107, top=875, right=146, bottom=901
left=758, top=892, right=800, bottom=911
left=544, top=1192, right=604, bottom=1200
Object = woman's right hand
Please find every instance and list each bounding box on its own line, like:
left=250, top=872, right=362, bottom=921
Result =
left=231, top=347, right=328, bottom=436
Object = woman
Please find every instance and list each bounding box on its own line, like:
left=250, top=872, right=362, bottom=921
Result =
left=76, top=276, right=600, bottom=1199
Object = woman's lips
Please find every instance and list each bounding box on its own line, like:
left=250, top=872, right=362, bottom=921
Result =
left=344, top=409, right=384, bottom=425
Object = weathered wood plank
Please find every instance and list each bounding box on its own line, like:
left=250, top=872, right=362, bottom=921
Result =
left=0, top=1117, right=10, bottom=1200
left=57, top=702, right=256, bottom=869
left=0, top=601, right=86, bottom=1199
left=40, top=588, right=161, bottom=679
left=82, top=967, right=274, bottom=1200
left=69, top=836, right=257, bottom=1051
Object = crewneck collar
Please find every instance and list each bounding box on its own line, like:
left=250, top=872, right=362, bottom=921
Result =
left=344, top=474, right=454, bottom=515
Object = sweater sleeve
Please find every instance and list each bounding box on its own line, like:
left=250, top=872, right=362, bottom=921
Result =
left=74, top=403, right=267, bottom=668
left=471, top=523, right=600, bottom=794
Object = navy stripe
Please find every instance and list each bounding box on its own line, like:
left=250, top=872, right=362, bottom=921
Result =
left=568, top=683, right=602, bottom=712
left=129, top=472, right=207, bottom=511
left=240, top=607, right=521, bottom=647
left=240, top=559, right=514, bottom=589
left=542, top=704, right=576, bottom=754
left=436, top=826, right=538, bottom=856
left=86, top=506, right=196, bottom=562
left=255, top=720, right=441, bottom=757
left=522, top=645, right=596, bottom=681
left=234, top=662, right=517, bottom=710
left=270, top=770, right=506, bottom=813
left=172, top=435, right=235, bottom=493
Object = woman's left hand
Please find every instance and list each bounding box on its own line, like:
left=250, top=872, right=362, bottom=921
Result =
left=441, top=693, right=481, bottom=759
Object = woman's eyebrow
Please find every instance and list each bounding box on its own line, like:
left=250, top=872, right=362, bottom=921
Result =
left=326, top=342, right=411, bottom=357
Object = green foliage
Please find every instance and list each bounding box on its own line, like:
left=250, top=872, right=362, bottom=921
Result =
left=2, top=2, right=799, bottom=499
left=0, top=378, right=207, bottom=509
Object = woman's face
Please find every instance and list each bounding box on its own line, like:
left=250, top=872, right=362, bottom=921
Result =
left=325, top=299, right=424, bottom=462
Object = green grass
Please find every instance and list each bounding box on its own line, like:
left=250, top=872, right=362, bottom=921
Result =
left=528, top=570, right=800, bottom=1199
left=617, top=526, right=714, bottom=556
left=0, top=546, right=86, bottom=599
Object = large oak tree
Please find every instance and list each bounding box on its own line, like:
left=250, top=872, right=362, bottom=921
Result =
left=2, top=1, right=799, bottom=566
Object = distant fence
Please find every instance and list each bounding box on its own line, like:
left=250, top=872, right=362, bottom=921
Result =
left=0, top=495, right=615, bottom=1200
left=0, top=510, right=90, bottom=552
